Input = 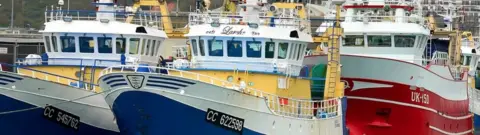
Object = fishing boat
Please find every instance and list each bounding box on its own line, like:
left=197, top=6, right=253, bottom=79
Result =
left=306, top=0, right=476, bottom=134
left=98, top=0, right=347, bottom=134
left=0, top=0, right=167, bottom=134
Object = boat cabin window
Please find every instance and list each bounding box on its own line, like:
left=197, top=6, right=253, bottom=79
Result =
left=145, top=39, right=151, bottom=56
left=227, top=40, right=243, bottom=57
left=191, top=39, right=198, bottom=56
left=51, top=36, right=58, bottom=52
left=116, top=38, right=126, bottom=54
left=129, top=38, right=140, bottom=55
left=98, top=37, right=113, bottom=53
left=394, top=35, right=415, bottom=47
left=44, top=36, right=51, bottom=52
left=150, top=40, right=156, bottom=56
left=60, top=36, right=75, bottom=53
left=367, top=35, right=391, bottom=47
left=199, top=39, right=206, bottom=56
left=155, top=41, right=161, bottom=56
left=265, top=42, right=275, bottom=58
left=461, top=55, right=472, bottom=66
left=246, top=41, right=261, bottom=58
left=278, top=42, right=288, bottom=59
left=208, top=39, right=223, bottom=57
left=297, top=44, right=304, bottom=60
left=79, top=37, right=95, bottom=53
left=289, top=44, right=296, bottom=60
left=140, top=39, right=146, bottom=55
left=344, top=35, right=364, bottom=47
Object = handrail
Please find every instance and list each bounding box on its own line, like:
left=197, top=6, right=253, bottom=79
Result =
left=0, top=63, right=99, bottom=91
left=166, top=60, right=304, bottom=76
left=45, top=9, right=165, bottom=30
left=188, top=12, right=311, bottom=33
left=100, top=65, right=342, bottom=119
left=16, top=57, right=134, bottom=67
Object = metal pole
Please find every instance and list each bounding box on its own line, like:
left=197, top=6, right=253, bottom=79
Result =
left=68, top=0, right=70, bottom=11
left=13, top=40, right=17, bottom=73
left=10, top=0, right=14, bottom=30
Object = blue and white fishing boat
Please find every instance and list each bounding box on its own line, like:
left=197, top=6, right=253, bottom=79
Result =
left=0, top=0, right=167, bottom=134
left=98, top=0, right=346, bottom=134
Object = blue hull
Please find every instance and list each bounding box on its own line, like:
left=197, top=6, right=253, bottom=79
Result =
left=0, top=95, right=119, bottom=135
left=111, top=90, right=264, bottom=135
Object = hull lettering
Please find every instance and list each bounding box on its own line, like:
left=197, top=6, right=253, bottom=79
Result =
left=205, top=108, right=244, bottom=133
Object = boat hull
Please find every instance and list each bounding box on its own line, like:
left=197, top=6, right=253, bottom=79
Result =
left=101, top=73, right=344, bottom=135
left=0, top=72, right=119, bottom=135
left=304, top=55, right=473, bottom=135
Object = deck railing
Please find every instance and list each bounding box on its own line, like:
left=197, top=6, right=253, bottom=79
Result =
left=45, top=10, right=164, bottom=30
left=345, top=15, right=425, bottom=25
left=188, top=12, right=311, bottom=34
left=165, top=60, right=304, bottom=76
left=0, top=63, right=98, bottom=91
left=100, top=65, right=341, bottom=119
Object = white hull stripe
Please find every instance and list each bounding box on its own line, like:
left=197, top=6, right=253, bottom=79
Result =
left=429, top=125, right=473, bottom=135
left=346, top=96, right=472, bottom=120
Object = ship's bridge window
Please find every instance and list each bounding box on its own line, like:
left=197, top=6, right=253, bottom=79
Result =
left=461, top=55, right=472, bottom=66
left=228, top=40, right=243, bottom=57
left=278, top=42, right=289, bottom=59
left=60, top=36, right=75, bottom=53
left=98, top=37, right=113, bottom=53
left=140, top=39, right=146, bottom=55
left=191, top=39, right=198, bottom=56
left=44, top=36, right=51, bottom=52
left=344, top=35, right=364, bottom=47
left=199, top=39, right=206, bottom=56
left=394, top=35, right=415, bottom=47
left=265, top=42, right=275, bottom=58
left=155, top=41, right=161, bottom=56
left=208, top=40, right=224, bottom=57
left=79, top=37, right=94, bottom=53
left=51, top=36, right=58, bottom=52
left=297, top=44, right=304, bottom=60
left=150, top=40, right=156, bottom=56
left=116, top=38, right=126, bottom=54
left=129, top=38, right=140, bottom=55
left=145, top=39, right=151, bottom=55
left=247, top=41, right=261, bottom=58
left=289, top=44, right=297, bottom=60
left=367, top=35, right=391, bottom=47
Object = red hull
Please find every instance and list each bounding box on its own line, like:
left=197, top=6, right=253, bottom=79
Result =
left=303, top=54, right=474, bottom=135
left=344, top=78, right=473, bottom=135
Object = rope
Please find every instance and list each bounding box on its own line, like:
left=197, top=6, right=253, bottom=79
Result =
left=0, top=86, right=110, bottom=115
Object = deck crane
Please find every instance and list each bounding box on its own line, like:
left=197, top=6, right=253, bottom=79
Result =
left=125, top=0, right=186, bottom=38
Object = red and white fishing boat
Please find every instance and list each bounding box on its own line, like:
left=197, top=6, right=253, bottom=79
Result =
left=305, top=0, right=477, bottom=134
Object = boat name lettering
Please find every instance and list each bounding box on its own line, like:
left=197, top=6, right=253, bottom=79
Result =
left=411, top=92, right=429, bottom=104
left=205, top=108, right=244, bottom=133
left=252, top=31, right=260, bottom=36
left=206, top=30, right=215, bottom=34
left=221, top=26, right=246, bottom=35
left=43, top=105, right=80, bottom=131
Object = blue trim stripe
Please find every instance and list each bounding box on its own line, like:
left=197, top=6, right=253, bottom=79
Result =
left=107, top=79, right=126, bottom=85
left=148, top=76, right=195, bottom=85
left=147, top=80, right=187, bottom=87
left=103, top=75, right=123, bottom=82
left=111, top=83, right=128, bottom=87
left=0, top=82, right=7, bottom=85
left=0, top=74, right=23, bottom=80
left=0, top=78, right=15, bottom=83
left=146, top=84, right=180, bottom=90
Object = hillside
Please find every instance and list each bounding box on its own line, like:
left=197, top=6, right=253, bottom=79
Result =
left=0, top=0, right=225, bottom=29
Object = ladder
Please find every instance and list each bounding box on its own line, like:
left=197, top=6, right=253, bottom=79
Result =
left=322, top=4, right=343, bottom=99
